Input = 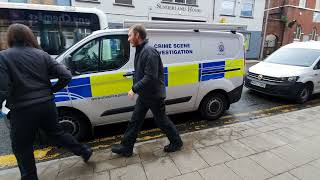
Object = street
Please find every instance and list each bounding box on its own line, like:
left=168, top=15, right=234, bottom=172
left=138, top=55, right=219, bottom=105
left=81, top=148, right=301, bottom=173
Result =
left=2, top=63, right=320, bottom=164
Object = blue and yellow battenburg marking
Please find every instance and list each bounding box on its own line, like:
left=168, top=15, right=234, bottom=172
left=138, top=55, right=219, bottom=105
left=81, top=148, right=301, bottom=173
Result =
left=54, top=59, right=244, bottom=102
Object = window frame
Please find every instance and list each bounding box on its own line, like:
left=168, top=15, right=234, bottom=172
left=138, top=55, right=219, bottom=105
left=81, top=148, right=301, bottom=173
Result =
left=220, top=0, right=236, bottom=16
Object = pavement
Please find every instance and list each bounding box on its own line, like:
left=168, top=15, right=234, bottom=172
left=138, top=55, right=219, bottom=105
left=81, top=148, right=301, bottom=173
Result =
left=1, top=106, right=320, bottom=180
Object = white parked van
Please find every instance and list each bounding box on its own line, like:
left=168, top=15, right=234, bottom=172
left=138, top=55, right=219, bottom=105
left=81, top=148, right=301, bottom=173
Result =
left=245, top=41, right=320, bottom=103
left=54, top=21, right=246, bottom=139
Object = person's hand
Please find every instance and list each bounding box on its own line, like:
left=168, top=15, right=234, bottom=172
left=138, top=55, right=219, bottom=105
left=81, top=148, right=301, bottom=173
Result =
left=128, top=89, right=135, bottom=100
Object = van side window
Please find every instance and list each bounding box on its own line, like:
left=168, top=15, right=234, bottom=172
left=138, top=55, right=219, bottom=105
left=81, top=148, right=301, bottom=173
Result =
left=71, top=39, right=100, bottom=74
left=315, top=60, right=320, bottom=70
left=100, top=35, right=129, bottom=71
left=69, top=35, right=129, bottom=75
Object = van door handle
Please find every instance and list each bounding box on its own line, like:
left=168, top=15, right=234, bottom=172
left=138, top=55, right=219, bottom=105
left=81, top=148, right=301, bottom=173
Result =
left=123, top=72, right=134, bottom=77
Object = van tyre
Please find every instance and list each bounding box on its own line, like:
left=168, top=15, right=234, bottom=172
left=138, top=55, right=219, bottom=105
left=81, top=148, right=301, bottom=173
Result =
left=200, top=93, right=228, bottom=120
left=58, top=110, right=90, bottom=141
left=296, top=85, right=311, bottom=104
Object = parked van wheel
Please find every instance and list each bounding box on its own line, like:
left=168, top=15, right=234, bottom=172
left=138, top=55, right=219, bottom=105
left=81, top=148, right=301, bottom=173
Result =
left=200, top=93, right=228, bottom=120
left=296, top=85, right=311, bottom=104
left=58, top=110, right=90, bottom=141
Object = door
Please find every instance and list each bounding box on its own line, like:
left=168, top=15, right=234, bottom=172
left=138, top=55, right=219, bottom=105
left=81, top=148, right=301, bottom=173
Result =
left=312, top=60, right=320, bottom=93
left=66, top=34, right=134, bottom=125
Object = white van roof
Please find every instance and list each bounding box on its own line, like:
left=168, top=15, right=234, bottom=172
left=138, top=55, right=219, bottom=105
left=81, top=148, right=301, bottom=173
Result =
left=283, top=41, right=320, bottom=50
left=123, top=20, right=247, bottom=32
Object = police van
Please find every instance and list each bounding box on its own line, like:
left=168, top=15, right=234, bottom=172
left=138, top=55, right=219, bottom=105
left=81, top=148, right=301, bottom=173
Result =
left=53, top=21, right=246, bottom=139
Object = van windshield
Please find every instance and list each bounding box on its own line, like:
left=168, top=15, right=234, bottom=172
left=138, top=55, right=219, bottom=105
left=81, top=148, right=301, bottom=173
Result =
left=264, top=48, right=320, bottom=67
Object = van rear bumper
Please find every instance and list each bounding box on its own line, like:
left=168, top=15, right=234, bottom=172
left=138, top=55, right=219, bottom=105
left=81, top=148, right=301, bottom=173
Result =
left=228, top=84, right=243, bottom=104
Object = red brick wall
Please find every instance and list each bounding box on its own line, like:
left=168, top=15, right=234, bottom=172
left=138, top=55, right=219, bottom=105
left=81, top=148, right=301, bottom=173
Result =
left=264, top=0, right=320, bottom=56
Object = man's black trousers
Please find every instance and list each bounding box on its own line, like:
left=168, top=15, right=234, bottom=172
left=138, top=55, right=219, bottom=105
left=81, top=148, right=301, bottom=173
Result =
left=122, top=97, right=182, bottom=148
left=10, top=100, right=86, bottom=180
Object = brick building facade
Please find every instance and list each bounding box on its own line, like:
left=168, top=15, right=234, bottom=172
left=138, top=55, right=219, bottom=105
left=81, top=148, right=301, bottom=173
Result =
left=263, top=0, right=320, bottom=56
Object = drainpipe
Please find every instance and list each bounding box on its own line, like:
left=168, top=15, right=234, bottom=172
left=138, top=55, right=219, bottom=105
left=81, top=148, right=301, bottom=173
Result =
left=260, top=0, right=271, bottom=60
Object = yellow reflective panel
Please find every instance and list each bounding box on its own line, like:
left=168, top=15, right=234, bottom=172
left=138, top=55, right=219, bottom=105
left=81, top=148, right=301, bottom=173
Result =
left=90, top=73, right=133, bottom=97
left=225, top=59, right=245, bottom=79
left=168, top=64, right=199, bottom=87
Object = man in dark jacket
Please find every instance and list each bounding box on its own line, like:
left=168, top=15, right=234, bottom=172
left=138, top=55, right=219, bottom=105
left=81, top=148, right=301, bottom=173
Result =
left=0, top=24, right=92, bottom=180
left=111, top=24, right=183, bottom=157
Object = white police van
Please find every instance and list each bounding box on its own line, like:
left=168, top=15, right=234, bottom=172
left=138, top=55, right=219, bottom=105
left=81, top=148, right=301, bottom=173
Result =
left=53, top=21, right=246, bottom=139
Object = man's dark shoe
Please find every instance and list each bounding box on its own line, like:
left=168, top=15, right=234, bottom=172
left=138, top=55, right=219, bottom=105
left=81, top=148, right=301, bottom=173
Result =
left=111, top=144, right=133, bottom=157
left=164, top=141, right=183, bottom=152
left=81, top=145, right=93, bottom=163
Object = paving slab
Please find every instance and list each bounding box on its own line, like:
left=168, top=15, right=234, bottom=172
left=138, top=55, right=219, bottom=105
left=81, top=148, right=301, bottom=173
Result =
left=169, top=149, right=209, bottom=174
left=167, top=172, right=203, bottom=180
left=249, top=151, right=295, bottom=175
left=142, top=157, right=181, bottom=180
left=226, top=157, right=272, bottom=180
left=198, top=164, right=241, bottom=180
left=290, top=164, right=320, bottom=180
left=110, top=163, right=147, bottom=180
left=196, top=145, right=233, bottom=166
left=219, top=140, right=256, bottom=159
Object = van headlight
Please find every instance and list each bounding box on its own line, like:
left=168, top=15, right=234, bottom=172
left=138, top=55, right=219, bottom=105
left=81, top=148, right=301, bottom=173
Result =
left=287, top=76, right=299, bottom=82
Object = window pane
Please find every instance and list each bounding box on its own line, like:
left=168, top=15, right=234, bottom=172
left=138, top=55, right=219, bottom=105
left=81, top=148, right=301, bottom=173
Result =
left=241, top=3, right=253, bottom=17
left=299, top=0, right=306, bottom=8
left=115, top=0, right=132, bottom=4
left=71, top=39, right=100, bottom=74
left=313, top=12, right=320, bottom=22
left=221, top=1, right=235, bottom=15
left=175, top=0, right=185, bottom=3
left=100, top=36, right=130, bottom=71
left=57, top=0, right=71, bottom=6
left=162, top=0, right=173, bottom=2
left=186, top=0, right=196, bottom=5
left=8, top=0, right=27, bottom=3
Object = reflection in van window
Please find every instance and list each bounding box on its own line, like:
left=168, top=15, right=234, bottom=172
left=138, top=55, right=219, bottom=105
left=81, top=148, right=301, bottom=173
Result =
left=72, top=39, right=100, bottom=74
left=69, top=35, right=129, bottom=74
left=100, top=36, right=129, bottom=71
left=264, top=48, right=320, bottom=67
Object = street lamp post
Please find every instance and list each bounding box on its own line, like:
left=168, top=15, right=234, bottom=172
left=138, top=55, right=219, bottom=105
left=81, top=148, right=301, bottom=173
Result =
left=260, top=0, right=271, bottom=60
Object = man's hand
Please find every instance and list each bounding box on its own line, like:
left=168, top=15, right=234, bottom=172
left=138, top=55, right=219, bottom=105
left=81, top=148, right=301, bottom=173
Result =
left=128, top=89, right=135, bottom=100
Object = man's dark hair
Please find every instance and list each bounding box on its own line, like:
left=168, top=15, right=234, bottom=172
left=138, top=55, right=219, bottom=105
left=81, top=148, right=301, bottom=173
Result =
left=7, top=23, right=41, bottom=49
left=130, top=24, right=147, bottom=40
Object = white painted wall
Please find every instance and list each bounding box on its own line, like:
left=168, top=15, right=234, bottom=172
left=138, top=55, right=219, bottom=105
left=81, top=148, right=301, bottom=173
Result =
left=71, top=0, right=214, bottom=24
left=213, top=0, right=265, bottom=31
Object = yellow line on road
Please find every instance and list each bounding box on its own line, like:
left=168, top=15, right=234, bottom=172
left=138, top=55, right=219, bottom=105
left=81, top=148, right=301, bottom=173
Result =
left=0, top=147, right=57, bottom=168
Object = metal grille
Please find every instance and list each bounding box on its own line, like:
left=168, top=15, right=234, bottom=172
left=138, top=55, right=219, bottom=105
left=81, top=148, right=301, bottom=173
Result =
left=247, top=72, right=284, bottom=83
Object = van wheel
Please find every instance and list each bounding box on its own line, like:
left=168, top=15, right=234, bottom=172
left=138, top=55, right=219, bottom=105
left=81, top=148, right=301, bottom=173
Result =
left=200, top=93, right=228, bottom=120
left=296, top=85, right=311, bottom=104
left=57, top=110, right=90, bottom=141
